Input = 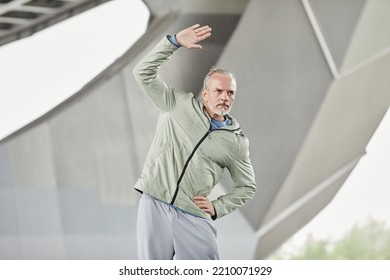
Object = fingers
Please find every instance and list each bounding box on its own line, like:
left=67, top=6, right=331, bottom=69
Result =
left=193, top=197, right=209, bottom=209
left=193, top=196, right=215, bottom=216
left=194, top=25, right=212, bottom=42
left=193, top=197, right=205, bottom=201
left=193, top=196, right=208, bottom=202
left=176, top=24, right=212, bottom=49
left=190, top=25, right=212, bottom=49
left=189, top=23, right=200, bottom=29
left=194, top=25, right=212, bottom=36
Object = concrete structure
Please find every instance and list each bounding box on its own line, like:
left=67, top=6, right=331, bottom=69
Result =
left=0, top=0, right=112, bottom=46
left=1, top=0, right=390, bottom=259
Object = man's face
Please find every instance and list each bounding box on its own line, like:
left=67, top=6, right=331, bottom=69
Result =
left=202, top=73, right=236, bottom=121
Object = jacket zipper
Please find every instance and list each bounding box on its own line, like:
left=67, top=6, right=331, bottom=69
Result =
left=170, top=126, right=242, bottom=205
left=170, top=128, right=212, bottom=204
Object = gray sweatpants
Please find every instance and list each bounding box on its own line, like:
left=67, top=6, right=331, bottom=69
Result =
left=137, top=193, right=219, bottom=260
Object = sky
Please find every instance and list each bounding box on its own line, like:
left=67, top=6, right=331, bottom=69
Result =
left=1, top=0, right=390, bottom=251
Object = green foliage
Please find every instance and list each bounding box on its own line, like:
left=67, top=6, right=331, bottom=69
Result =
left=270, top=218, right=390, bottom=260
left=291, top=240, right=329, bottom=260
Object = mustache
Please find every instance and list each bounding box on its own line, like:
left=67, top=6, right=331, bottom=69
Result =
left=217, top=102, right=230, bottom=108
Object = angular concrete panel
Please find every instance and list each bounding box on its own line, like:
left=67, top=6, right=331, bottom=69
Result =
left=20, top=236, right=66, bottom=260
left=9, top=123, right=57, bottom=188
left=308, top=0, right=367, bottom=70
left=15, top=188, right=63, bottom=235
left=0, top=189, right=19, bottom=235
left=63, top=235, right=107, bottom=259
left=58, top=188, right=105, bottom=235
left=0, top=0, right=113, bottom=47
left=105, top=235, right=137, bottom=259
left=0, top=236, right=22, bottom=260
left=341, top=0, right=390, bottom=74
left=0, top=143, right=12, bottom=188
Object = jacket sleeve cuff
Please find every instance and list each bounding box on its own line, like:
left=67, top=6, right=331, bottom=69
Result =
left=211, top=200, right=224, bottom=220
left=167, top=34, right=181, bottom=48
left=211, top=205, right=217, bottom=220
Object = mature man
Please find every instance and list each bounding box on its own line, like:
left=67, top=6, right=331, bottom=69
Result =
left=133, top=24, right=256, bottom=260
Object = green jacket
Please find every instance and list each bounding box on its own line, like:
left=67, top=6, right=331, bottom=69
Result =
left=133, top=36, right=256, bottom=220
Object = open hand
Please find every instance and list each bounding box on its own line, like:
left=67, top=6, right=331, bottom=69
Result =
left=194, top=196, right=215, bottom=216
left=176, top=24, right=212, bottom=49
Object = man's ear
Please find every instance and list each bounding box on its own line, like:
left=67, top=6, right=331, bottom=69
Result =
left=202, top=89, right=208, bottom=102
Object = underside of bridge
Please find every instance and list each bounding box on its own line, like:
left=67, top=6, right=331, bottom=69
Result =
left=1, top=0, right=390, bottom=259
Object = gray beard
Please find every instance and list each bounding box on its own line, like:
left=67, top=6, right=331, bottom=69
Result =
left=212, top=107, right=229, bottom=117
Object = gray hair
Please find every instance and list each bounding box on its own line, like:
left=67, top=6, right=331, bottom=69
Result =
left=202, top=67, right=237, bottom=90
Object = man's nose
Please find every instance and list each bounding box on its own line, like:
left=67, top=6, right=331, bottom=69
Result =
left=220, top=91, right=228, bottom=100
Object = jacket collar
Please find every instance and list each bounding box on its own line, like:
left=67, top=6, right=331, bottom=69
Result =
left=201, top=105, right=241, bottom=131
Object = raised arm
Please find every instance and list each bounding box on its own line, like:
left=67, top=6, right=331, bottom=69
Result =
left=133, top=24, right=212, bottom=111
